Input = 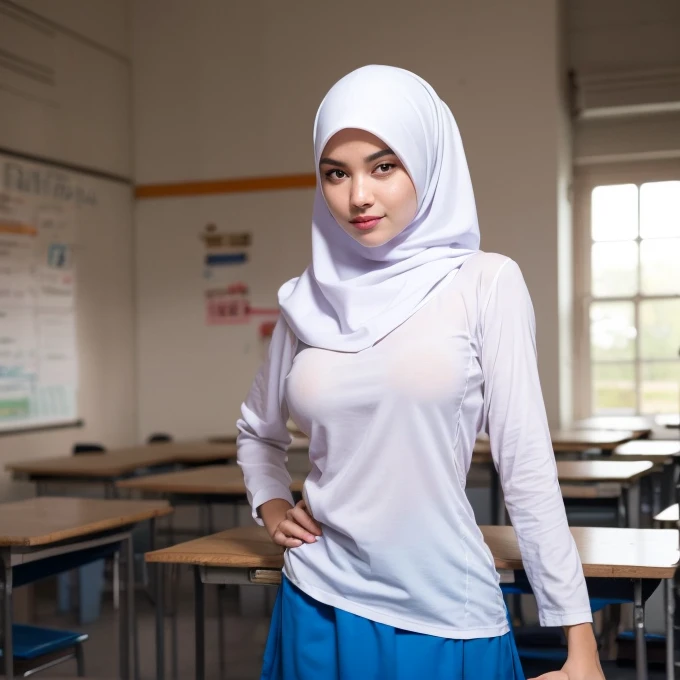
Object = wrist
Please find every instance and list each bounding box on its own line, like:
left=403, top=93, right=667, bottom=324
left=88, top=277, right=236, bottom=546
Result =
left=564, top=622, right=598, bottom=658
left=258, top=498, right=293, bottom=537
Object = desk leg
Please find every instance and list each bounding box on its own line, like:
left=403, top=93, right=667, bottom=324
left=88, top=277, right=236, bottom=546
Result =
left=126, top=536, right=139, bottom=680
left=155, top=562, right=165, bottom=680
left=194, top=566, right=205, bottom=680
left=1, top=549, right=13, bottom=680
left=627, top=483, right=642, bottom=529
left=118, top=544, right=128, bottom=680
left=169, top=566, right=178, bottom=680
left=635, top=579, right=648, bottom=680
left=652, top=473, right=663, bottom=518
left=217, top=585, right=226, bottom=680
left=119, top=536, right=137, bottom=680
left=665, top=578, right=675, bottom=680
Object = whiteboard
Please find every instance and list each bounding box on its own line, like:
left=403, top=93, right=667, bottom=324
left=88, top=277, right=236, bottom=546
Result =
left=0, top=152, right=97, bottom=432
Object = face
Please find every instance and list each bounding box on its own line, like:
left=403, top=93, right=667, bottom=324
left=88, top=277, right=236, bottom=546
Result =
left=319, top=129, right=418, bottom=247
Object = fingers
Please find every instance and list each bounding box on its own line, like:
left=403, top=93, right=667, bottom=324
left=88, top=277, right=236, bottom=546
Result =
left=290, top=501, right=323, bottom=535
left=272, top=520, right=320, bottom=550
left=270, top=500, right=323, bottom=548
left=272, top=529, right=303, bottom=549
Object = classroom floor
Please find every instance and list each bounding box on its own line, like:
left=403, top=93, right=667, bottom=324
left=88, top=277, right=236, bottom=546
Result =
left=29, top=568, right=668, bottom=680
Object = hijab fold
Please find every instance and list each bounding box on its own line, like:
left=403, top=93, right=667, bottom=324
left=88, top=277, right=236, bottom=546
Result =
left=278, top=65, right=480, bottom=352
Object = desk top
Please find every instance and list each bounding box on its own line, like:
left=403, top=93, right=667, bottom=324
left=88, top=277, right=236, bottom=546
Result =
left=5, top=441, right=237, bottom=479
left=145, top=524, right=678, bottom=579
left=654, top=504, right=679, bottom=523
left=116, top=464, right=305, bottom=495
left=474, top=429, right=636, bottom=458
left=0, top=497, right=172, bottom=547
left=556, top=460, right=654, bottom=482
left=612, top=440, right=680, bottom=460
left=572, top=416, right=653, bottom=437
left=656, top=414, right=680, bottom=429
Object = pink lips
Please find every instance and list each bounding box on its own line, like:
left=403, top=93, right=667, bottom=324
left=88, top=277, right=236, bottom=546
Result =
left=350, top=216, right=383, bottom=231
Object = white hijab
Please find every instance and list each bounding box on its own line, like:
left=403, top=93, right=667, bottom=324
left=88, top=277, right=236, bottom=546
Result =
left=278, top=65, right=480, bottom=352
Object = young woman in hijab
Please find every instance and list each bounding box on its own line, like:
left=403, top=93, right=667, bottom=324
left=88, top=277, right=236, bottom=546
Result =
left=237, top=65, right=604, bottom=680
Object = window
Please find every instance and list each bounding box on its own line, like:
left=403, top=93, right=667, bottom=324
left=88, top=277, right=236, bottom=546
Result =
left=577, top=175, right=680, bottom=416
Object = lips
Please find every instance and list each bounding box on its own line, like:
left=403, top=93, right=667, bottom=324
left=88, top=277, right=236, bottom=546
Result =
left=350, top=216, right=383, bottom=231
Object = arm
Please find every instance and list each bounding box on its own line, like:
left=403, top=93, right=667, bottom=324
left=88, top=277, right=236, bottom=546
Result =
left=236, top=315, right=296, bottom=524
left=479, top=260, right=599, bottom=672
left=236, top=316, right=322, bottom=546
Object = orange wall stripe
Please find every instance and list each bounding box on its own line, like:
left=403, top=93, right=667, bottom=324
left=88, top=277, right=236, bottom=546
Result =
left=135, top=173, right=317, bottom=199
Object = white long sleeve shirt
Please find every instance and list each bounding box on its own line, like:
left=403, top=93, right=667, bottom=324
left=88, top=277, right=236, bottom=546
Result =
left=237, top=252, right=593, bottom=639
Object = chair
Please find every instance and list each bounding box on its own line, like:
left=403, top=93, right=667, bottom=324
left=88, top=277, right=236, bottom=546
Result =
left=71, top=443, right=106, bottom=455
left=147, top=433, right=173, bottom=444
left=0, top=623, right=87, bottom=677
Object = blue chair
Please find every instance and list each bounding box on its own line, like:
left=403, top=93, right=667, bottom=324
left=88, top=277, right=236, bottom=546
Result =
left=0, top=624, right=87, bottom=676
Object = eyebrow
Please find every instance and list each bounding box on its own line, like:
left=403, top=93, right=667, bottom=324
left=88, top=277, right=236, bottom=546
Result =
left=319, top=148, right=396, bottom=168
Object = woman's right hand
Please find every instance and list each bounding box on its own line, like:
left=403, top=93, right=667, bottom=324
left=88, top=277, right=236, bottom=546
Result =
left=259, top=498, right=323, bottom=548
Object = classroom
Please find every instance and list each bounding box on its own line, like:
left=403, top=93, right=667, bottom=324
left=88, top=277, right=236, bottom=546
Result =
left=0, top=1, right=679, bottom=679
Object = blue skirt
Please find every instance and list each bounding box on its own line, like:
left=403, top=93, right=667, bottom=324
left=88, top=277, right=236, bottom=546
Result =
left=261, top=576, right=526, bottom=680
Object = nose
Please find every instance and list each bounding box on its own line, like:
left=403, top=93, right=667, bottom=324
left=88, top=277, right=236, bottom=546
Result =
left=350, top=176, right=374, bottom=209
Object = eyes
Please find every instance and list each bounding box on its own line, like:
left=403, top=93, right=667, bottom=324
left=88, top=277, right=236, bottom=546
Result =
left=323, top=163, right=397, bottom=182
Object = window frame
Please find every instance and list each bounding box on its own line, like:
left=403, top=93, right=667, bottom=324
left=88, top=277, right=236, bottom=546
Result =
left=573, top=158, right=680, bottom=418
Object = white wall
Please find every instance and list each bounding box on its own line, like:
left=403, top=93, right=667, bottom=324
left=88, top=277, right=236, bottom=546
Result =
left=0, top=0, right=132, bottom=177
left=568, top=0, right=680, bottom=163
left=568, top=0, right=680, bottom=72
left=0, top=0, right=136, bottom=499
left=133, top=0, right=571, bottom=434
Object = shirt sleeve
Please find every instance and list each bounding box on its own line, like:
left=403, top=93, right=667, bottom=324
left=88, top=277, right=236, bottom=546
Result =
left=479, top=259, right=593, bottom=627
left=236, top=315, right=297, bottom=525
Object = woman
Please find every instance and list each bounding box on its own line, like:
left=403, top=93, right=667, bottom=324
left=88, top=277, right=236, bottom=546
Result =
left=237, top=65, right=604, bottom=680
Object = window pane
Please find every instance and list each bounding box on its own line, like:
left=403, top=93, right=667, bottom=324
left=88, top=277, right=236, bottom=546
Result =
left=639, top=299, right=680, bottom=360
left=640, top=181, right=680, bottom=239
left=592, top=362, right=636, bottom=414
left=640, top=238, right=680, bottom=295
left=591, top=184, right=638, bottom=242
left=641, top=362, right=680, bottom=414
left=591, top=241, right=638, bottom=297
left=590, top=301, right=636, bottom=361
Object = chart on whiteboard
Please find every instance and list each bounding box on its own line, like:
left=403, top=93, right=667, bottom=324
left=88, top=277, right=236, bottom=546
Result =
left=0, top=187, right=78, bottom=431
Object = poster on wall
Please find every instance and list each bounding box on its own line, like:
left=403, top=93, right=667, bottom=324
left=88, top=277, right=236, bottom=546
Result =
left=200, top=223, right=280, bottom=360
left=0, top=156, right=84, bottom=432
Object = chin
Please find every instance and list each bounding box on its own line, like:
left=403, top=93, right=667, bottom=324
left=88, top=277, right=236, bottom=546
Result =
left=351, top=229, right=393, bottom=248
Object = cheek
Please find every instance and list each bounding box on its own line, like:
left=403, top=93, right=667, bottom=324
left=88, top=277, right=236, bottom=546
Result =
left=322, top=185, right=348, bottom=223
left=385, top=177, right=418, bottom=225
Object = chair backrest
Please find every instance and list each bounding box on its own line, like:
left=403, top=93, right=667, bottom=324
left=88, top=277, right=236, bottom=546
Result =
left=72, top=443, right=106, bottom=455
left=147, top=433, right=173, bottom=444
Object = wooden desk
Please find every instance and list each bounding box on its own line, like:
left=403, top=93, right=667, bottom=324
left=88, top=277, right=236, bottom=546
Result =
left=610, top=441, right=680, bottom=519
left=657, top=414, right=680, bottom=429
left=556, top=460, right=653, bottom=483
left=573, top=416, right=653, bottom=439
left=146, top=525, right=677, bottom=680
left=0, top=497, right=171, bottom=547
left=0, top=498, right=172, bottom=680
left=6, top=441, right=237, bottom=495
left=556, top=460, right=653, bottom=528
left=208, top=434, right=309, bottom=451
left=474, top=429, right=636, bottom=458
left=612, top=440, right=680, bottom=462
left=116, top=464, right=305, bottom=497
left=655, top=504, right=679, bottom=524
left=477, top=437, right=643, bottom=526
